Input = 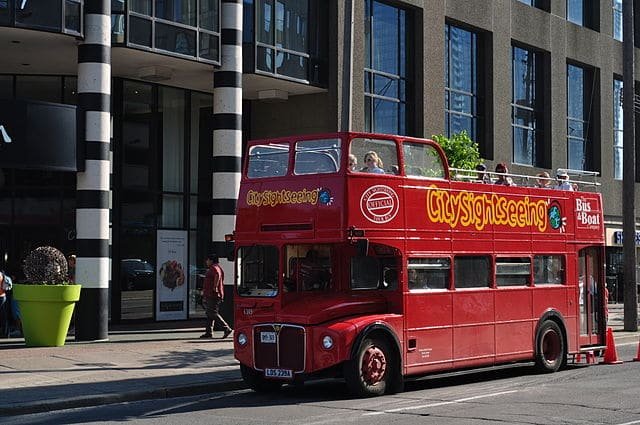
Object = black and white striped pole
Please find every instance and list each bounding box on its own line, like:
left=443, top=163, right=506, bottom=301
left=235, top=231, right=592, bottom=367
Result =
left=75, top=0, right=111, bottom=341
left=212, top=0, right=243, bottom=262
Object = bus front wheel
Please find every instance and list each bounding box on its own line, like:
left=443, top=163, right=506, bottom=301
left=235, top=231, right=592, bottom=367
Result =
left=240, top=364, right=283, bottom=393
left=344, top=337, right=396, bottom=397
left=534, top=320, right=565, bottom=373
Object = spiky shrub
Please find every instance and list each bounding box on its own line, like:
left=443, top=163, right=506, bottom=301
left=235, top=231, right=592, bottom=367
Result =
left=23, top=246, right=70, bottom=285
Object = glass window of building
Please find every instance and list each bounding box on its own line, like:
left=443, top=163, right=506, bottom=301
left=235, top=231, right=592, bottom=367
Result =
left=15, top=0, right=61, bottom=31
left=512, top=45, right=542, bottom=166
left=155, top=0, right=196, bottom=26
left=567, top=0, right=598, bottom=30
left=516, top=0, right=549, bottom=11
left=567, top=63, right=596, bottom=171
left=256, top=0, right=309, bottom=81
left=364, top=0, right=413, bottom=136
left=16, top=76, right=63, bottom=103
left=613, top=0, right=623, bottom=41
left=122, top=0, right=219, bottom=63
left=160, top=87, right=185, bottom=228
left=445, top=23, right=479, bottom=143
left=116, top=80, right=214, bottom=321
left=613, top=78, right=623, bottom=180
left=567, top=0, right=583, bottom=25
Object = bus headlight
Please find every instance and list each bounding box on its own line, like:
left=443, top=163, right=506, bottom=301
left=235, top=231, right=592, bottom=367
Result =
left=238, top=332, right=248, bottom=346
left=322, top=335, right=334, bottom=350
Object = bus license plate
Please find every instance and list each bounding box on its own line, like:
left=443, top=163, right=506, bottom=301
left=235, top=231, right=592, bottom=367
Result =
left=260, top=331, right=276, bottom=343
left=265, top=368, right=292, bottom=379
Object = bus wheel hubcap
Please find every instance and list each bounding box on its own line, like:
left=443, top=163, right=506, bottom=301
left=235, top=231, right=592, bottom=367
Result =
left=361, top=346, right=387, bottom=385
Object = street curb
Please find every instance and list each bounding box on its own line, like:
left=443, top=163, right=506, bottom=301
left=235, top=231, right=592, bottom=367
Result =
left=1, top=379, right=248, bottom=417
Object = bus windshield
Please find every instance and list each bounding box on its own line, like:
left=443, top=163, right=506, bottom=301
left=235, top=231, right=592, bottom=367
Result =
left=236, top=245, right=279, bottom=297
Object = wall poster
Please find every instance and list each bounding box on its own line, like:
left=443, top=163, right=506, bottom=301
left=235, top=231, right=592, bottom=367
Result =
left=156, top=230, right=188, bottom=320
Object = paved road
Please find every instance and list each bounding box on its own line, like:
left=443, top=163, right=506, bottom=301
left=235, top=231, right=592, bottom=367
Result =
left=0, top=303, right=638, bottom=418
left=5, top=343, right=640, bottom=425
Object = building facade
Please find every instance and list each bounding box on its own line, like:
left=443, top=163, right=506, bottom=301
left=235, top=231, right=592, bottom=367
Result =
left=0, top=0, right=638, bottom=333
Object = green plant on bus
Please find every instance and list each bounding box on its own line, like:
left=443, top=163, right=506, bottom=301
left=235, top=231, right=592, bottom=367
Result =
left=432, top=131, right=482, bottom=171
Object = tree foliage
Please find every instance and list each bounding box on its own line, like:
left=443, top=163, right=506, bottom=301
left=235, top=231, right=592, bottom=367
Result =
left=432, top=131, right=482, bottom=170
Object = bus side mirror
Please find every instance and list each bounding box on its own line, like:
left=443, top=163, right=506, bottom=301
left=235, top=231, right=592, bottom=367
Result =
left=225, top=241, right=235, bottom=261
left=356, top=239, right=369, bottom=256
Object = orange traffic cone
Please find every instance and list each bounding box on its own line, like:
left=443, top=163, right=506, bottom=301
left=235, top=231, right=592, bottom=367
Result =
left=634, top=337, right=640, bottom=362
left=601, top=327, right=623, bottom=365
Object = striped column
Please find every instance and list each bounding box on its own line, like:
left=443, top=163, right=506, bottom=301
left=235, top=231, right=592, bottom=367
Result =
left=212, top=0, right=243, bottom=265
left=75, top=0, right=111, bottom=341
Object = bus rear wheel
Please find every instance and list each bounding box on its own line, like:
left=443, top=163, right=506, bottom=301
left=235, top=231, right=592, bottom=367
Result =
left=345, top=337, right=395, bottom=397
left=240, top=364, right=283, bottom=393
left=534, top=320, right=565, bottom=373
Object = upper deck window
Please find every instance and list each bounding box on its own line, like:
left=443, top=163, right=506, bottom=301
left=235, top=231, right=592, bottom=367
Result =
left=350, top=137, right=399, bottom=174
left=294, top=138, right=341, bottom=175
left=247, top=143, right=290, bottom=178
left=403, top=142, right=446, bottom=178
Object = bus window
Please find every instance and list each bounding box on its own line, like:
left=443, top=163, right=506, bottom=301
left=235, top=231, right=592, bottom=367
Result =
left=454, top=256, right=491, bottom=289
left=349, top=137, right=398, bottom=175
left=496, top=257, right=531, bottom=286
left=351, top=256, right=379, bottom=289
left=534, top=255, right=565, bottom=285
left=350, top=256, right=397, bottom=290
left=403, top=142, right=445, bottom=178
left=408, top=258, right=450, bottom=290
left=236, top=245, right=279, bottom=297
left=294, top=138, right=341, bottom=175
left=247, top=143, right=289, bottom=178
left=285, top=244, right=332, bottom=291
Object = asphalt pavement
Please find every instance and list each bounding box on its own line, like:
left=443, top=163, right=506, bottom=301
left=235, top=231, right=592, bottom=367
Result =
left=0, top=304, right=639, bottom=417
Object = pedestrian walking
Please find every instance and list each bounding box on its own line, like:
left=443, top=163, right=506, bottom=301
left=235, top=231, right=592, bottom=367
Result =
left=200, top=254, right=233, bottom=339
left=0, top=270, right=13, bottom=337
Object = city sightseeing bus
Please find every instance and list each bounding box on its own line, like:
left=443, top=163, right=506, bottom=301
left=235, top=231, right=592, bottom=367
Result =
left=230, top=132, right=606, bottom=397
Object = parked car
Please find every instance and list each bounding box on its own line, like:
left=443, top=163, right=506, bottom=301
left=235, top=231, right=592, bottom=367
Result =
left=120, top=259, right=155, bottom=291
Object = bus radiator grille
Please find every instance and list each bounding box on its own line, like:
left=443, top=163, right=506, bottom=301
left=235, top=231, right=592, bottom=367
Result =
left=253, top=324, right=305, bottom=372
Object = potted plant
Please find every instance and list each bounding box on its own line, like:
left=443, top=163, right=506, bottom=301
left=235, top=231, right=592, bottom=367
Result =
left=12, top=246, right=81, bottom=347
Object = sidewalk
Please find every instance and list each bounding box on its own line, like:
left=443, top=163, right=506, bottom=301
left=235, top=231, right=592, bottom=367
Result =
left=0, top=304, right=638, bottom=417
left=0, top=328, right=243, bottom=417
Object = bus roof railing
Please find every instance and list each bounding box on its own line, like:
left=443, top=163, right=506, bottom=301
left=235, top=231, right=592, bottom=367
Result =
left=450, top=167, right=601, bottom=191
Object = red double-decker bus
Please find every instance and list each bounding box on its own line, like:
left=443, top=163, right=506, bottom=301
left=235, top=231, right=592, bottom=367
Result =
left=231, top=132, right=606, bottom=397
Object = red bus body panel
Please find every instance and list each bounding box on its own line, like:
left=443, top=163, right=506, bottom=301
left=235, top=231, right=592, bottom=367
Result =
left=233, top=132, right=605, bottom=382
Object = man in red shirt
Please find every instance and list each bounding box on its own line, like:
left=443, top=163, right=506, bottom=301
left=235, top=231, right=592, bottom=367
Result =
left=200, top=254, right=232, bottom=339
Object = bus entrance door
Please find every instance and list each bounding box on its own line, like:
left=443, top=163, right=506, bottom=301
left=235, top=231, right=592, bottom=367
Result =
left=578, top=248, right=604, bottom=346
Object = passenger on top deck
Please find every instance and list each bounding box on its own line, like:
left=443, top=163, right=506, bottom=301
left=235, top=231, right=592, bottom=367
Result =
left=554, top=169, right=574, bottom=191
left=535, top=171, right=551, bottom=188
left=361, top=151, right=385, bottom=174
left=493, top=162, right=515, bottom=186
left=475, top=163, right=492, bottom=184
left=348, top=154, right=358, bottom=171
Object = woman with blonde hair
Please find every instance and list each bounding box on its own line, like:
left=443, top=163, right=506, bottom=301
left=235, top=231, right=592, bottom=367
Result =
left=361, top=151, right=384, bottom=174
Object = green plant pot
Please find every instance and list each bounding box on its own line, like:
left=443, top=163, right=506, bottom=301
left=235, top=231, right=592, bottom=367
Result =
left=12, top=284, right=82, bottom=347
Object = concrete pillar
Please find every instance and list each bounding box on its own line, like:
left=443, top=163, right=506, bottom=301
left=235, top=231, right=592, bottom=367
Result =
left=75, top=0, right=111, bottom=341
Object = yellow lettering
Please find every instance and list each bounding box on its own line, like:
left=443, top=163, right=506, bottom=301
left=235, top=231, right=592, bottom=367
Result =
left=245, top=188, right=321, bottom=208
left=426, top=186, right=548, bottom=232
